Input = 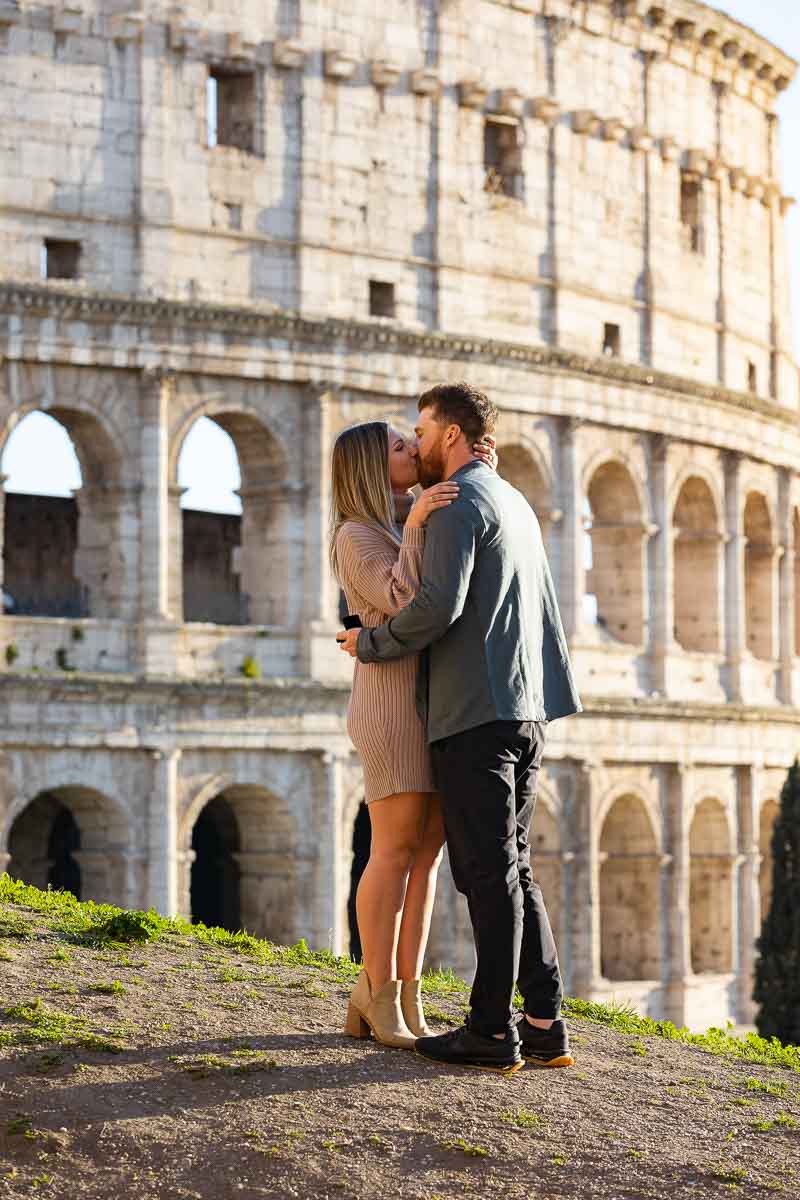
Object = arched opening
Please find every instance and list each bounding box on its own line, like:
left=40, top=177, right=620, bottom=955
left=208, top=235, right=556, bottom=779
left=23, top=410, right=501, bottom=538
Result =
left=759, top=798, right=779, bottom=925
left=190, top=795, right=241, bottom=931
left=347, top=801, right=371, bottom=961
left=743, top=493, right=775, bottom=661
left=2, top=413, right=84, bottom=617
left=689, top=798, right=733, bottom=974
left=178, top=417, right=245, bottom=625
left=177, top=412, right=288, bottom=626
left=599, top=795, right=660, bottom=981
left=1, top=409, right=125, bottom=619
left=586, top=462, right=646, bottom=644
left=673, top=476, right=722, bottom=653
left=6, top=787, right=127, bottom=903
left=184, top=784, right=296, bottom=943
left=531, top=801, right=562, bottom=947
left=497, top=444, right=551, bottom=540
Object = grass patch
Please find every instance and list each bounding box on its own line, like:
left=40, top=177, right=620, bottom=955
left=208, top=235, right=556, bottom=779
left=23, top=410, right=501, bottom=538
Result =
left=90, top=980, right=125, bottom=995
left=711, top=1165, right=747, bottom=1186
left=744, top=1077, right=788, bottom=1097
left=422, top=1005, right=452, bottom=1025
left=0, top=912, right=33, bottom=939
left=2, top=997, right=125, bottom=1053
left=441, top=1138, right=489, bottom=1158
left=500, top=1107, right=545, bottom=1130
left=167, top=1051, right=279, bottom=1078
left=564, top=997, right=800, bottom=1073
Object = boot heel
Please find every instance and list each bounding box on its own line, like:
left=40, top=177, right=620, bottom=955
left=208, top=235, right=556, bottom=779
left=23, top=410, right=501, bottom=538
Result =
left=344, top=1002, right=371, bottom=1039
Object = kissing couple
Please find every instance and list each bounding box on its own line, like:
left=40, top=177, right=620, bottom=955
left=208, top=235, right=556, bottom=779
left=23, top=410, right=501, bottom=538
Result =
left=333, top=382, right=582, bottom=1076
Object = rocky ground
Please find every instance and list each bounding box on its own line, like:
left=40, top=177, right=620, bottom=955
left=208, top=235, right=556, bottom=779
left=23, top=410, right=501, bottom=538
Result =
left=0, top=883, right=798, bottom=1200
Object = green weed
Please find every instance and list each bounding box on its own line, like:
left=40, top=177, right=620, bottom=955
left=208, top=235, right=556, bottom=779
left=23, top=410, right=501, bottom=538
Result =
left=500, top=1108, right=545, bottom=1129
left=90, top=980, right=125, bottom=995
left=744, top=1077, right=788, bottom=1097
left=2, top=997, right=124, bottom=1053
left=0, top=912, right=33, bottom=939
left=441, top=1138, right=489, bottom=1157
left=711, top=1165, right=747, bottom=1187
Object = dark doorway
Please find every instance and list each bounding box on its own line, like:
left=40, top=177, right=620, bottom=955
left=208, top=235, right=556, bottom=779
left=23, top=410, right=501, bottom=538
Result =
left=347, top=802, right=371, bottom=961
left=182, top=510, right=246, bottom=624
left=190, top=796, right=241, bottom=931
left=47, top=803, right=81, bottom=898
left=7, top=793, right=82, bottom=898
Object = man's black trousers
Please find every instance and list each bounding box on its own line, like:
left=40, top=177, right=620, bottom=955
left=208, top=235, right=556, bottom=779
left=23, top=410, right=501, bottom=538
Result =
left=430, top=720, right=563, bottom=1037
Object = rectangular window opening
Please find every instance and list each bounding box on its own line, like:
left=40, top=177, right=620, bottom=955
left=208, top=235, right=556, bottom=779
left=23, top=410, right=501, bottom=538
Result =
left=42, top=239, right=81, bottom=280
left=484, top=118, right=524, bottom=200
left=207, top=67, right=257, bottom=153
left=680, top=174, right=705, bottom=254
left=224, top=202, right=242, bottom=231
left=748, top=361, right=758, bottom=393
left=603, top=323, right=621, bottom=357
left=369, top=280, right=396, bottom=319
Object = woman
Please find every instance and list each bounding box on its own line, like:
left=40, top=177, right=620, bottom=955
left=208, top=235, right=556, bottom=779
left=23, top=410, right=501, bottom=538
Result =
left=330, top=420, right=495, bottom=1049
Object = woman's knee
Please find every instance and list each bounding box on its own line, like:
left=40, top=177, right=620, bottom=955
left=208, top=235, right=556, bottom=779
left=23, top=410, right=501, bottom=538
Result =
left=368, top=841, right=416, bottom=874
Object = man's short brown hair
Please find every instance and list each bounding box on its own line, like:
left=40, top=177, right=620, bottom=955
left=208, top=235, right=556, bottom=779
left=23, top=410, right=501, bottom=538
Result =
left=418, top=382, right=498, bottom=446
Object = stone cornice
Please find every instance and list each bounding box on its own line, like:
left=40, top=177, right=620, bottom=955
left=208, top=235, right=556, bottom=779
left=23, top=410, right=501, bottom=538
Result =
left=1, top=283, right=797, bottom=430
left=0, top=671, right=797, bottom=730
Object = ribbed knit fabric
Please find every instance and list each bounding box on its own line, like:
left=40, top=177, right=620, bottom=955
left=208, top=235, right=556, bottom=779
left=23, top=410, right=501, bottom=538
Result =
left=336, top=519, right=435, bottom=804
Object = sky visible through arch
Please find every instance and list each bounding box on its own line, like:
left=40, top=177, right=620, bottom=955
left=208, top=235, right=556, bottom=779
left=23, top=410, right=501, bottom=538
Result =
left=3, top=1, right=798, bottom=509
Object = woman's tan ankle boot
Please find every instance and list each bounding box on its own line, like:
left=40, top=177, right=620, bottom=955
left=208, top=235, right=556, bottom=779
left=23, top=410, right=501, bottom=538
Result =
left=344, top=971, right=416, bottom=1049
left=400, top=979, right=431, bottom=1038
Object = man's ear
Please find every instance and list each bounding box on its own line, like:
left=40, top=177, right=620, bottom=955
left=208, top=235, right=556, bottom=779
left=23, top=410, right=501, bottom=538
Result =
left=444, top=422, right=463, bottom=449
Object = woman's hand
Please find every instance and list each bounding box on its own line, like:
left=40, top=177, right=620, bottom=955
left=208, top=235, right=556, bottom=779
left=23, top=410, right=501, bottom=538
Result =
left=474, top=433, right=498, bottom=471
left=406, top=482, right=460, bottom=528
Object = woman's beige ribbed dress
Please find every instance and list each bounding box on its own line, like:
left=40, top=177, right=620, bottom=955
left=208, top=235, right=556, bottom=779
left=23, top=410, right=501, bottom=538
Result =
left=336, top=519, right=435, bottom=804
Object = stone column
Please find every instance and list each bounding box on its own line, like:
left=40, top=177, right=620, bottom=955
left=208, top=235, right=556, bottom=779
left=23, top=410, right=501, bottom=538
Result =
left=569, top=760, right=600, bottom=998
left=664, top=764, right=692, bottom=1027
left=778, top=469, right=796, bottom=705
left=723, top=452, right=746, bottom=701
left=649, top=435, right=674, bottom=694
left=312, top=750, right=347, bottom=955
left=138, top=369, right=174, bottom=623
left=147, top=748, right=181, bottom=917
left=736, top=763, right=762, bottom=1024
left=558, top=418, right=585, bottom=643
left=300, top=387, right=340, bottom=677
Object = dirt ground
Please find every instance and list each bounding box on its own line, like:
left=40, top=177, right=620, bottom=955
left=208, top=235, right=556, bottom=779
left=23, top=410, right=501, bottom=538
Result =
left=0, top=912, right=798, bottom=1200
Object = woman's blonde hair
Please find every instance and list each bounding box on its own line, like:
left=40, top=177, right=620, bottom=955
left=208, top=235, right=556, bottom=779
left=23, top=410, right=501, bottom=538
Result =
left=329, top=421, right=400, bottom=581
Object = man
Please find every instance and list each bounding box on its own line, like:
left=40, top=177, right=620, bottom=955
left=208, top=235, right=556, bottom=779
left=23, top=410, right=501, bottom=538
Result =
left=337, top=382, right=581, bottom=1075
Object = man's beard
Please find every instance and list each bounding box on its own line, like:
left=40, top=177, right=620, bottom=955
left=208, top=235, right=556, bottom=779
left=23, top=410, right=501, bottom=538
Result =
left=417, top=438, right=446, bottom=487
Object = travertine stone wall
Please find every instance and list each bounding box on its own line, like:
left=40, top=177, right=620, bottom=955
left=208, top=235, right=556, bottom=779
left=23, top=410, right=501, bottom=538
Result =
left=0, top=0, right=798, bottom=1028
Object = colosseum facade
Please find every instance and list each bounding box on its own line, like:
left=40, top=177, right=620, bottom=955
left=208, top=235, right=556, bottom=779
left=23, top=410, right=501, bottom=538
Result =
left=0, top=0, right=797, bottom=1030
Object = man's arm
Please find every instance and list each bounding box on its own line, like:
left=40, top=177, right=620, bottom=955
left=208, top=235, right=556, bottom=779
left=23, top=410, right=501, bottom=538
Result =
left=356, top=498, right=480, bottom=663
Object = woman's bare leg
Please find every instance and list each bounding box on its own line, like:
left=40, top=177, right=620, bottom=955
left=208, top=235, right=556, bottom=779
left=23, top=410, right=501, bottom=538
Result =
left=356, top=792, right=427, bottom=992
left=396, top=793, right=445, bottom=981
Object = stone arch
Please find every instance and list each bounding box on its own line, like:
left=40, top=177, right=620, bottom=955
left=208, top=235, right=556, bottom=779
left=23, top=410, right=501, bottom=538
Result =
left=672, top=475, right=723, bottom=653
left=585, top=459, right=648, bottom=645
left=758, top=797, right=779, bottom=924
left=497, top=440, right=553, bottom=536
left=530, top=790, right=562, bottom=947
left=0, top=405, right=129, bottom=619
left=689, top=797, right=734, bottom=974
left=4, top=786, right=130, bottom=904
left=181, top=783, right=297, bottom=944
left=598, top=793, right=661, bottom=981
left=743, top=492, right=776, bottom=662
left=172, top=405, right=291, bottom=626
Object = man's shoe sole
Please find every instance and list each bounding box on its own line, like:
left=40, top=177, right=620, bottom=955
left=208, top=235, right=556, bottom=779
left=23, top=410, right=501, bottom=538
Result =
left=415, top=1047, right=525, bottom=1077
left=522, top=1053, right=575, bottom=1069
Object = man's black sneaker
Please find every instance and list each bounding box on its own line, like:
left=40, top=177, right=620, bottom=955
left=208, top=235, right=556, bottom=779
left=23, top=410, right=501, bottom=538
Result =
left=415, top=1024, right=524, bottom=1076
left=516, top=1016, right=574, bottom=1068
